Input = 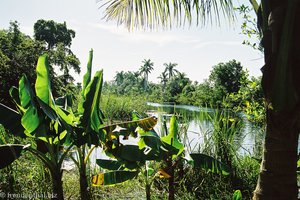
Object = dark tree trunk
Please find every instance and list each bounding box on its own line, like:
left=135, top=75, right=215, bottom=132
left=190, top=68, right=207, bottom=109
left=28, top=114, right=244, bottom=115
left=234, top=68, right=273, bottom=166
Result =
left=51, top=170, right=64, bottom=200
left=146, top=184, right=151, bottom=200
left=167, top=159, right=175, bottom=200
left=253, top=0, right=300, bottom=199
left=253, top=110, right=299, bottom=199
left=79, top=161, right=90, bottom=200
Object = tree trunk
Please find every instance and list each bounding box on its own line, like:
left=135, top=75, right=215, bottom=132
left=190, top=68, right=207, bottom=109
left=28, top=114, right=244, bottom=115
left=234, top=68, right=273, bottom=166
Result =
left=253, top=1, right=300, bottom=199
left=167, top=159, right=175, bottom=200
left=51, top=170, right=64, bottom=200
left=79, top=162, right=90, bottom=200
left=253, top=110, right=299, bottom=199
left=146, top=183, right=151, bottom=200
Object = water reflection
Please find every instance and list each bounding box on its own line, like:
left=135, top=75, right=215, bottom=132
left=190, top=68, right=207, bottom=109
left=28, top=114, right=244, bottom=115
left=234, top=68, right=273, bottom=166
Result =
left=147, top=102, right=265, bottom=157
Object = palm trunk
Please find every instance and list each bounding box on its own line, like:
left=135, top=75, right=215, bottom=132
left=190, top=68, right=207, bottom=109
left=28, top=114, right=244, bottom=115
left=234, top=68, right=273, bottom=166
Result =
left=253, top=1, right=300, bottom=199
left=253, top=110, right=299, bottom=199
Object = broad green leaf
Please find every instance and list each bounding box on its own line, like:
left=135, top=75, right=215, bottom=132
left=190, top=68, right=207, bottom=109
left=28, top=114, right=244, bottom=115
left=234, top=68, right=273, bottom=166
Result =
left=96, top=159, right=124, bottom=170
left=190, top=153, right=231, bottom=176
left=80, top=70, right=103, bottom=133
left=161, top=115, right=184, bottom=157
left=78, top=49, right=93, bottom=115
left=0, top=144, right=30, bottom=169
left=119, top=145, right=144, bottom=162
left=35, top=54, right=53, bottom=105
left=17, top=76, right=41, bottom=136
left=55, top=106, right=75, bottom=125
left=92, top=170, right=138, bottom=186
left=21, top=106, right=40, bottom=136
left=233, top=190, right=242, bottom=200
left=0, top=104, right=24, bottom=137
left=19, top=76, right=34, bottom=108
left=81, top=49, right=93, bottom=98
left=36, top=98, right=59, bottom=121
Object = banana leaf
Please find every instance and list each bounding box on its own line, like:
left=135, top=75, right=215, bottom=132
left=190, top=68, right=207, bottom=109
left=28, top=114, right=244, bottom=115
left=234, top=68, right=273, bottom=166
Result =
left=79, top=49, right=93, bottom=108
left=18, top=76, right=41, bottom=136
left=96, top=159, right=125, bottom=170
left=0, top=144, right=30, bottom=169
left=92, top=170, right=138, bottom=186
left=101, top=116, right=157, bottom=139
left=190, top=153, right=231, bottom=176
left=35, top=54, right=53, bottom=106
left=79, top=70, right=104, bottom=139
left=161, top=115, right=184, bottom=157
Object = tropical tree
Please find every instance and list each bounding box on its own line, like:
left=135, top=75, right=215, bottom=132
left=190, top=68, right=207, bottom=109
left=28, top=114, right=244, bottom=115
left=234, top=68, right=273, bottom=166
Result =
left=139, top=59, right=154, bottom=90
left=158, top=70, right=168, bottom=87
left=0, top=20, right=80, bottom=108
left=34, top=19, right=75, bottom=50
left=0, top=21, right=44, bottom=107
left=163, top=62, right=179, bottom=80
left=100, top=0, right=300, bottom=199
left=209, top=60, right=246, bottom=94
left=34, top=19, right=80, bottom=87
left=115, top=71, right=125, bottom=86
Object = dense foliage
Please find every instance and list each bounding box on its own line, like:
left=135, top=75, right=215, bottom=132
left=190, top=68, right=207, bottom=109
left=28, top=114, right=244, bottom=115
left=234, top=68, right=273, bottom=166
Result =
left=103, top=59, right=265, bottom=124
left=0, top=21, right=80, bottom=107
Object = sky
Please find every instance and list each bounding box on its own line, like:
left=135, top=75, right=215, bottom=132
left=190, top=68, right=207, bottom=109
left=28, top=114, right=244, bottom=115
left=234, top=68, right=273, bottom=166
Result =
left=0, top=0, right=264, bottom=84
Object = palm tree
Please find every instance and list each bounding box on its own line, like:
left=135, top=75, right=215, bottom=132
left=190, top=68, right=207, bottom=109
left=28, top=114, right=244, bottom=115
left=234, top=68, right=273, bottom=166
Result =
left=139, top=59, right=154, bottom=90
left=163, top=62, right=179, bottom=80
left=100, top=0, right=300, bottom=199
left=115, top=71, right=124, bottom=86
left=158, top=70, right=168, bottom=86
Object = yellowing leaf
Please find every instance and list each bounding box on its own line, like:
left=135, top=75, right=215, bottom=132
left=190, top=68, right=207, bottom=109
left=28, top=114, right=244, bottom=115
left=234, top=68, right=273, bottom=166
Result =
left=156, top=169, right=171, bottom=179
left=92, top=173, right=104, bottom=186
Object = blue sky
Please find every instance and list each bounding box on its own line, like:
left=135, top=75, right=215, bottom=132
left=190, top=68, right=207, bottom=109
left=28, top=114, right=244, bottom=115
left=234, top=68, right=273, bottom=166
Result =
left=0, top=0, right=263, bottom=83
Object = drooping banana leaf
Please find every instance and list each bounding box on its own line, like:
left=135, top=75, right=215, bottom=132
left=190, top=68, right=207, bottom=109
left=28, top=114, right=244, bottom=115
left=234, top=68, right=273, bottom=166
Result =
left=18, top=76, right=41, bottom=136
left=35, top=98, right=72, bottom=144
left=161, top=115, right=184, bottom=157
left=0, top=103, right=24, bottom=137
left=0, top=144, right=30, bottom=169
left=101, top=116, right=157, bottom=139
left=96, top=159, right=125, bottom=170
left=92, top=170, right=138, bottom=186
left=190, top=153, right=231, bottom=176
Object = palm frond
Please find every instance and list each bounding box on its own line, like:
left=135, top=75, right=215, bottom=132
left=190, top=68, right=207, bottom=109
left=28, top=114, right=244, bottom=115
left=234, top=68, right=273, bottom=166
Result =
left=99, top=0, right=235, bottom=30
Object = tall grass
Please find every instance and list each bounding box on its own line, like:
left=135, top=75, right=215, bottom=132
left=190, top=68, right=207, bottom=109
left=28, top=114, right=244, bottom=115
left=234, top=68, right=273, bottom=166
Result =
left=101, top=94, right=148, bottom=122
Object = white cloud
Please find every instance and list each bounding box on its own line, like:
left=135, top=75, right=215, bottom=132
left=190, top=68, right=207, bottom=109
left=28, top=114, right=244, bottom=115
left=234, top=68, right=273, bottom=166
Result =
left=88, top=22, right=202, bottom=46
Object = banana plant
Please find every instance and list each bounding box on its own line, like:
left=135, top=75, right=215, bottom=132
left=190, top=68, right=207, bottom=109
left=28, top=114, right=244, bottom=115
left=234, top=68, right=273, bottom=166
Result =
left=92, top=114, right=231, bottom=200
left=55, top=50, right=160, bottom=200
left=0, top=54, right=74, bottom=200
